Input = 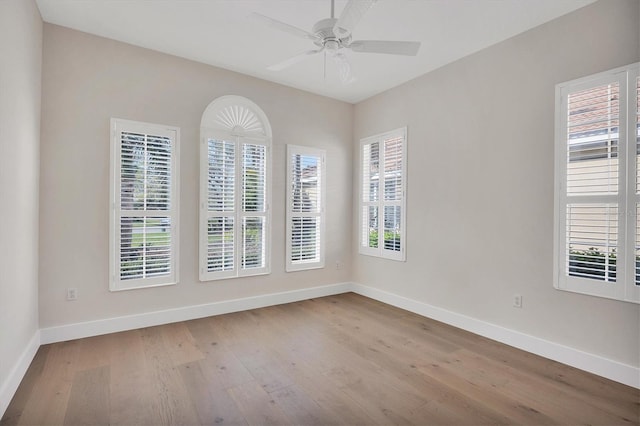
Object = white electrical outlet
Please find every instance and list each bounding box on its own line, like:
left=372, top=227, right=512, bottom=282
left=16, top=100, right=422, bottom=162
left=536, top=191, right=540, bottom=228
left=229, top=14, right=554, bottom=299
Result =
left=336, top=261, right=342, bottom=270
left=513, top=294, right=522, bottom=308
left=67, top=288, right=78, bottom=301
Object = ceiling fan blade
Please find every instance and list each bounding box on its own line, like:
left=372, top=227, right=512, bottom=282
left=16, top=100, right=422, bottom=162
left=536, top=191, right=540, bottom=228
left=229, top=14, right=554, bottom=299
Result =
left=250, top=13, right=319, bottom=41
left=332, top=52, right=355, bottom=85
left=267, top=49, right=323, bottom=71
left=349, top=40, right=421, bottom=56
left=333, top=0, right=376, bottom=37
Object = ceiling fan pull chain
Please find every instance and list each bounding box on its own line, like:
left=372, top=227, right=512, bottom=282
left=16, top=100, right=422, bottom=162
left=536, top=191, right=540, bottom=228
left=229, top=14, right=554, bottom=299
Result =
left=323, top=51, right=327, bottom=82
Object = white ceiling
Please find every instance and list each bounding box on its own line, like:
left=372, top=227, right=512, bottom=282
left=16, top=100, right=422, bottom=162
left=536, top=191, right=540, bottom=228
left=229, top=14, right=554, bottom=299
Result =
left=36, top=0, right=596, bottom=104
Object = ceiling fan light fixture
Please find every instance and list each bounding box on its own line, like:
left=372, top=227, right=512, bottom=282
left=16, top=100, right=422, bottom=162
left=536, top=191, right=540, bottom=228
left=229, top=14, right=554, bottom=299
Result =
left=324, top=39, right=340, bottom=54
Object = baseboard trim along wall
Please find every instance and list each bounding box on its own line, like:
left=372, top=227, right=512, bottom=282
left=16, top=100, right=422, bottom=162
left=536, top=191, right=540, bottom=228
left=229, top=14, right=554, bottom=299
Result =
left=39, top=282, right=353, bottom=344
left=0, top=331, right=40, bottom=418
left=350, top=283, right=640, bottom=389
left=3, top=280, right=637, bottom=419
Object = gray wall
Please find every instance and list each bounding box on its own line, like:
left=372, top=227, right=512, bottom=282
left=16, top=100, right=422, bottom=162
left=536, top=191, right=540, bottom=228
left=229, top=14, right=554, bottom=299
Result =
left=0, top=0, right=42, bottom=403
left=353, top=0, right=640, bottom=367
left=39, top=24, right=354, bottom=328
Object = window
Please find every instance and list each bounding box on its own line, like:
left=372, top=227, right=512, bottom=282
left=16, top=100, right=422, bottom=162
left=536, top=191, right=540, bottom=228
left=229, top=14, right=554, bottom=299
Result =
left=359, top=127, right=407, bottom=261
left=199, top=96, right=272, bottom=281
left=109, top=119, right=180, bottom=291
left=554, top=62, right=639, bottom=303
left=286, top=145, right=326, bottom=271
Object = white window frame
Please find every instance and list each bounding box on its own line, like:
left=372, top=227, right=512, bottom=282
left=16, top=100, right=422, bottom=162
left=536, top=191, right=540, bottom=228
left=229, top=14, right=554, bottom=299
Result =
left=286, top=145, right=326, bottom=272
left=199, top=96, right=272, bottom=281
left=359, top=127, right=407, bottom=261
left=109, top=118, right=180, bottom=291
left=554, top=62, right=640, bottom=304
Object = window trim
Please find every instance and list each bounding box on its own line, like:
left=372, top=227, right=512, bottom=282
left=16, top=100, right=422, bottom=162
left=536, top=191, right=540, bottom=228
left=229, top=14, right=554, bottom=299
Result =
left=553, top=62, right=640, bottom=304
left=109, top=118, right=180, bottom=291
left=286, top=144, right=326, bottom=272
left=359, top=127, right=407, bottom=261
left=199, top=96, right=272, bottom=281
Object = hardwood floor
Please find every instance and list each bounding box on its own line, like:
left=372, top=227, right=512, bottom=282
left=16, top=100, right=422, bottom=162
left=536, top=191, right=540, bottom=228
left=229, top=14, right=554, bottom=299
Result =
left=2, top=293, right=638, bottom=425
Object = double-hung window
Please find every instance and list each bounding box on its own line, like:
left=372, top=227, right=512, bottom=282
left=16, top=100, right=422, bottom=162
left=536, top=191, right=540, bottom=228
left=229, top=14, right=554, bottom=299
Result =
left=554, top=62, right=639, bottom=303
left=110, top=118, right=180, bottom=291
left=286, top=145, right=326, bottom=271
left=359, top=127, right=407, bottom=261
left=199, top=96, right=272, bottom=281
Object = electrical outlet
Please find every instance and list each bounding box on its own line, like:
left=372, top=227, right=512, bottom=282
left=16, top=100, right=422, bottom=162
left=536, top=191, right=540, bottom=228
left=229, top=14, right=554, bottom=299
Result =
left=67, top=288, right=78, bottom=301
left=513, top=294, right=522, bottom=308
left=336, top=261, right=342, bottom=270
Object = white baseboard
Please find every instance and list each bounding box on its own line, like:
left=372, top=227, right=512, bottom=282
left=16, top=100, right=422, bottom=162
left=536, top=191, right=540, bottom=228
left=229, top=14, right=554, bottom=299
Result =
left=40, top=282, right=352, bottom=345
left=0, top=330, right=40, bottom=418
left=351, top=283, right=639, bottom=389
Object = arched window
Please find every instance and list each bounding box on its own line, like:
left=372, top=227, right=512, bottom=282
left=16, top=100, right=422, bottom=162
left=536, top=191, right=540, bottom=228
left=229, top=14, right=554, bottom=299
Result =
left=199, top=96, right=272, bottom=281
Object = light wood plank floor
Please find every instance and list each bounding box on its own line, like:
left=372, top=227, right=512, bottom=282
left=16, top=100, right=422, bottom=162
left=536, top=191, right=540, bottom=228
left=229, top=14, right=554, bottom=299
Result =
left=2, top=293, right=638, bottom=425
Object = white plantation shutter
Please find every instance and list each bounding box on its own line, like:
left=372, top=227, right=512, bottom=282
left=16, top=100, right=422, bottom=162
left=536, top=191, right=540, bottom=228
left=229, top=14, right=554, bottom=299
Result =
left=286, top=145, right=326, bottom=271
left=110, top=119, right=179, bottom=291
left=360, top=127, right=407, bottom=261
left=635, top=76, right=640, bottom=291
left=200, top=96, right=272, bottom=281
left=361, top=142, right=379, bottom=250
left=555, top=63, right=639, bottom=303
left=206, top=139, right=235, bottom=274
left=565, top=81, right=620, bottom=285
left=241, top=144, right=267, bottom=270
left=383, top=136, right=403, bottom=252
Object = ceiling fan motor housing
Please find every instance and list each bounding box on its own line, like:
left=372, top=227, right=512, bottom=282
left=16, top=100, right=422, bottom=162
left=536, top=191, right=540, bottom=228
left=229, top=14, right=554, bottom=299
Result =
left=312, top=18, right=351, bottom=51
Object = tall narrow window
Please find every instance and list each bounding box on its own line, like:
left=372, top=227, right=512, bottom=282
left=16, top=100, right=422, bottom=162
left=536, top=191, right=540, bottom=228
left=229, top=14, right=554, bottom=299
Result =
left=286, top=145, right=326, bottom=271
left=200, top=96, right=272, bottom=281
left=554, top=62, right=639, bottom=303
left=359, top=127, right=407, bottom=261
left=110, top=119, right=180, bottom=291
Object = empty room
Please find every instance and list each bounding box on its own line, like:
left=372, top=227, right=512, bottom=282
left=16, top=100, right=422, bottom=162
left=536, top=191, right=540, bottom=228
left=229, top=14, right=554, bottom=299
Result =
left=1, top=0, right=639, bottom=424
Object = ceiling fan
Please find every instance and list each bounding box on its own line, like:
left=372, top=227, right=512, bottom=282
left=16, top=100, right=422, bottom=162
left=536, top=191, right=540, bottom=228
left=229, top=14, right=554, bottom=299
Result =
left=251, top=0, right=421, bottom=83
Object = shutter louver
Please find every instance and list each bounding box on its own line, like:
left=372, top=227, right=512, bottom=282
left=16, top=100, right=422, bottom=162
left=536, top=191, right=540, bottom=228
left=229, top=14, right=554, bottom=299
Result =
left=291, top=217, right=320, bottom=261
left=384, top=136, right=403, bottom=201
left=361, top=142, right=379, bottom=249
left=206, top=139, right=236, bottom=272
left=636, top=204, right=639, bottom=286
left=242, top=216, right=265, bottom=269
left=636, top=76, right=640, bottom=194
left=363, top=206, right=378, bottom=248
left=207, top=217, right=234, bottom=272
left=359, top=128, right=406, bottom=260
left=202, top=138, right=270, bottom=277
left=555, top=63, right=640, bottom=303
left=289, top=152, right=322, bottom=266
left=636, top=77, right=640, bottom=286
left=364, top=142, right=379, bottom=202
left=111, top=120, right=178, bottom=291
left=241, top=144, right=267, bottom=270
left=119, top=132, right=173, bottom=281
left=383, top=205, right=401, bottom=251
left=208, top=139, right=235, bottom=211
left=566, top=204, right=617, bottom=282
left=566, top=84, right=619, bottom=195
left=383, top=136, right=403, bottom=252
left=564, top=83, right=620, bottom=284
left=242, top=144, right=266, bottom=212
left=199, top=96, right=272, bottom=281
